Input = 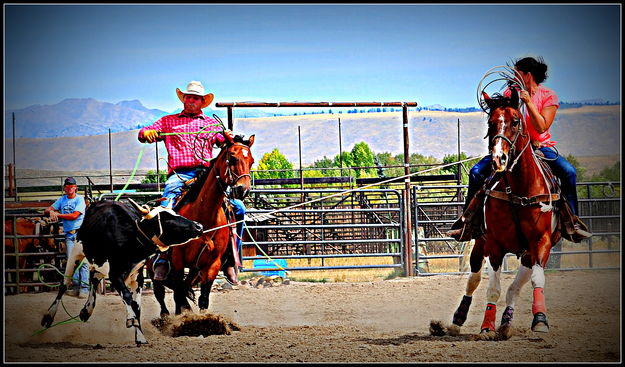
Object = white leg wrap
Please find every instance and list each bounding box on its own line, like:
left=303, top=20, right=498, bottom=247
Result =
left=466, top=271, right=482, bottom=296
left=506, top=265, right=532, bottom=308
left=531, top=263, right=546, bottom=289
left=486, top=265, right=502, bottom=303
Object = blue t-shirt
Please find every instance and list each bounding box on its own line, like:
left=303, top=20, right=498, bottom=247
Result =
left=52, top=194, right=86, bottom=233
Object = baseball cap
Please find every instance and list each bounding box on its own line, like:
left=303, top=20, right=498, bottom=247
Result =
left=64, top=177, right=77, bottom=186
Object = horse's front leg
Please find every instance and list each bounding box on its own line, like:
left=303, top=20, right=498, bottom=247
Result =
left=530, top=235, right=552, bottom=333
left=173, top=271, right=192, bottom=315
left=498, top=255, right=532, bottom=340
left=198, top=260, right=221, bottom=311
left=452, top=239, right=485, bottom=328
left=530, top=263, right=549, bottom=332
left=198, top=277, right=216, bottom=311
left=480, top=257, right=502, bottom=335
left=153, top=279, right=170, bottom=318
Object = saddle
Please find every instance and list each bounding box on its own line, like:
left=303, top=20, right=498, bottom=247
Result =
left=450, top=151, right=587, bottom=243
left=172, top=165, right=211, bottom=211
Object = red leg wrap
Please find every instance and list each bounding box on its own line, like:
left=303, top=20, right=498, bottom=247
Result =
left=481, top=303, right=496, bottom=331
left=532, top=287, right=547, bottom=314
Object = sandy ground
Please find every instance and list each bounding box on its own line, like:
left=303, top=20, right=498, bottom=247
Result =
left=4, top=270, right=621, bottom=363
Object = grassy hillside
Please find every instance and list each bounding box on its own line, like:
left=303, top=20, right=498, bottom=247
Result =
left=4, top=105, right=621, bottom=175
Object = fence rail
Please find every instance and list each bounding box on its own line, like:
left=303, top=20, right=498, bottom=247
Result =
left=412, top=181, right=621, bottom=275
left=3, top=181, right=620, bottom=294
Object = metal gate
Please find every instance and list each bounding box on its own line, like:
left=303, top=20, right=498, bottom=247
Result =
left=412, top=181, right=621, bottom=275
left=242, top=188, right=404, bottom=273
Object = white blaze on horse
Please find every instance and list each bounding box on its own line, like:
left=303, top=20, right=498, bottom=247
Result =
left=41, top=199, right=204, bottom=345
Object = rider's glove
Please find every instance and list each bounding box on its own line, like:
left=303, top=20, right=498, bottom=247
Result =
left=143, top=129, right=159, bottom=143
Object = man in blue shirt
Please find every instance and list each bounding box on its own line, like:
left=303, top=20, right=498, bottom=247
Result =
left=45, top=177, right=88, bottom=298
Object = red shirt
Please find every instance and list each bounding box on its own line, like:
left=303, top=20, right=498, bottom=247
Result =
left=505, top=85, right=560, bottom=147
left=138, top=112, right=225, bottom=174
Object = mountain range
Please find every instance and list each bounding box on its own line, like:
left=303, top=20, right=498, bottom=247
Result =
left=4, top=98, right=283, bottom=139
left=4, top=104, right=621, bottom=175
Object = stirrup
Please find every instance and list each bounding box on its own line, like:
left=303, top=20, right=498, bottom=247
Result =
left=153, top=258, right=170, bottom=281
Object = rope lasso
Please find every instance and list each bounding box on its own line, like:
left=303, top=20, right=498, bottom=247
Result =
left=202, top=156, right=480, bottom=234
left=32, top=258, right=93, bottom=336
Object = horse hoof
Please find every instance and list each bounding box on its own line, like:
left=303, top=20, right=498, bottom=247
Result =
left=41, top=314, right=53, bottom=328
left=498, top=324, right=513, bottom=340
left=531, top=312, right=549, bottom=333
left=429, top=320, right=447, bottom=336
left=79, top=308, right=91, bottom=322
left=532, top=323, right=549, bottom=333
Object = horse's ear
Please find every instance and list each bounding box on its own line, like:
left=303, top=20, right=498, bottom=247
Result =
left=225, top=131, right=234, bottom=144
left=248, top=134, right=255, bottom=147
left=482, top=91, right=494, bottom=110
left=510, top=88, right=520, bottom=109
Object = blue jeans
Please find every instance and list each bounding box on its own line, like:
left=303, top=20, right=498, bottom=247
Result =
left=230, top=198, right=246, bottom=263
left=161, top=169, right=199, bottom=207
left=466, top=147, right=579, bottom=215
left=66, top=233, right=89, bottom=292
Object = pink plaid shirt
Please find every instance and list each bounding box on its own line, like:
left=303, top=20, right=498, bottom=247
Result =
left=138, top=112, right=225, bottom=174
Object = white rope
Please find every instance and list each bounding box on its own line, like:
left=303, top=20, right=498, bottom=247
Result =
left=202, top=156, right=479, bottom=234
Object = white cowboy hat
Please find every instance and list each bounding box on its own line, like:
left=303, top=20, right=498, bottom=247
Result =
left=176, top=80, right=214, bottom=109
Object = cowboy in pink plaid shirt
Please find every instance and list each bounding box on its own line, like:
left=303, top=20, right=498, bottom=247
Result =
left=138, top=80, right=233, bottom=208
left=138, top=80, right=237, bottom=283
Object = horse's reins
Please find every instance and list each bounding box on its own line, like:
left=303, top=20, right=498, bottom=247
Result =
left=214, top=143, right=253, bottom=199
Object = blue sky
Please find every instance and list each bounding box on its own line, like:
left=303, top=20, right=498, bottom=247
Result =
left=4, top=4, right=621, bottom=112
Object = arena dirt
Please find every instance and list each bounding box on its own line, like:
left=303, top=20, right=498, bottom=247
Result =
left=4, top=270, right=620, bottom=362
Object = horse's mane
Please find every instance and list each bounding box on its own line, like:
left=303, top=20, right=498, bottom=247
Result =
left=173, top=162, right=214, bottom=211
left=173, top=134, right=252, bottom=211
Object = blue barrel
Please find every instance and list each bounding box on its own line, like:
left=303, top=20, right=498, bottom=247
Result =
left=252, top=257, right=288, bottom=278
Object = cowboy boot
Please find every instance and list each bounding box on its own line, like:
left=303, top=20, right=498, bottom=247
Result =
left=447, top=189, right=485, bottom=241
left=559, top=201, right=592, bottom=243
left=571, top=215, right=592, bottom=242
left=224, top=265, right=239, bottom=285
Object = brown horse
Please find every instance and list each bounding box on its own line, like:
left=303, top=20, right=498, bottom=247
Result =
left=148, top=133, right=255, bottom=315
left=5, top=215, right=58, bottom=294
left=437, top=89, right=562, bottom=339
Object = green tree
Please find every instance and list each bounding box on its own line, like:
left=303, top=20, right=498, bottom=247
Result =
left=442, top=152, right=481, bottom=185
left=591, top=161, right=620, bottom=182
left=350, top=141, right=377, bottom=178
left=142, top=169, right=167, bottom=184
left=255, top=148, right=294, bottom=179
left=311, top=156, right=340, bottom=177
left=375, top=152, right=403, bottom=177
left=565, top=153, right=586, bottom=182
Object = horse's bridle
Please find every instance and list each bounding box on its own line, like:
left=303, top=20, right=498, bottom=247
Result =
left=489, top=108, right=531, bottom=172
left=214, top=142, right=252, bottom=199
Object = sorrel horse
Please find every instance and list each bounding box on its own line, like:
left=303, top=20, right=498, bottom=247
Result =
left=148, top=134, right=255, bottom=316
left=435, top=88, right=562, bottom=339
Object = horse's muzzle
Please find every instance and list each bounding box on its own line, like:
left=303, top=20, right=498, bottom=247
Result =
left=492, top=153, right=508, bottom=172
left=231, top=184, right=250, bottom=200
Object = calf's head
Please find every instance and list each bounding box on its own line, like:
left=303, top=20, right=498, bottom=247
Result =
left=128, top=198, right=203, bottom=252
